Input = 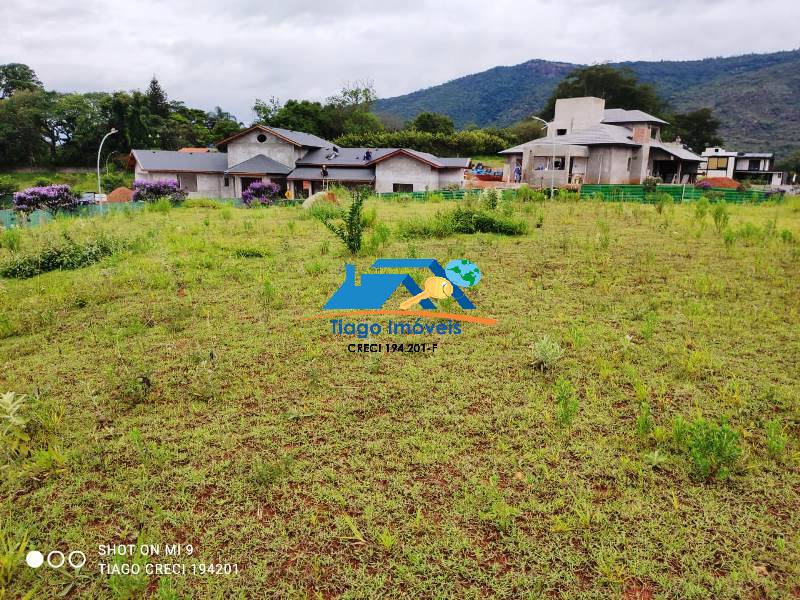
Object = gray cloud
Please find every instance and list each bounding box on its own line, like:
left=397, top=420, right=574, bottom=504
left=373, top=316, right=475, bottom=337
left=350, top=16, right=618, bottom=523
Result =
left=1, top=0, right=797, bottom=122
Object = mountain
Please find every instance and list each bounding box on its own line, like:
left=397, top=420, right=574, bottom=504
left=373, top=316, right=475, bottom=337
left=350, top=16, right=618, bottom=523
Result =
left=374, top=50, right=800, bottom=155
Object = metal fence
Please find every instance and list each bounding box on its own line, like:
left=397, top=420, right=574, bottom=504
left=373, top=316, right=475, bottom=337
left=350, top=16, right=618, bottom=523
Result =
left=578, top=184, right=771, bottom=204
left=0, top=202, right=148, bottom=228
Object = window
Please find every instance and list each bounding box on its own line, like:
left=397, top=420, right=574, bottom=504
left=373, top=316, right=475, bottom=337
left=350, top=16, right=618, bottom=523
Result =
left=627, top=157, right=632, bottom=171
left=748, top=159, right=761, bottom=171
left=556, top=128, right=567, bottom=136
left=707, top=157, right=728, bottom=170
left=178, top=173, right=197, bottom=192
left=650, top=127, right=657, bottom=139
left=223, top=177, right=229, bottom=187
left=256, top=133, right=267, bottom=143
left=550, top=157, right=565, bottom=170
left=393, top=183, right=413, bottom=193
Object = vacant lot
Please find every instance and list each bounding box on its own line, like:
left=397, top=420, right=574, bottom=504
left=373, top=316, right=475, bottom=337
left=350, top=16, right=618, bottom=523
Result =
left=1, top=196, right=799, bottom=599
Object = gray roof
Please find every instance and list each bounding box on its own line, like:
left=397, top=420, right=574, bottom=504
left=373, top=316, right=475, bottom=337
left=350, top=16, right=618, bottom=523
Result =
left=132, top=149, right=228, bottom=172
left=649, top=142, right=703, bottom=162
left=287, top=166, right=375, bottom=182
left=738, top=152, right=773, bottom=158
left=269, top=127, right=331, bottom=148
left=297, top=146, right=469, bottom=169
left=226, top=154, right=292, bottom=175
left=602, top=108, right=668, bottom=125
left=500, top=124, right=639, bottom=153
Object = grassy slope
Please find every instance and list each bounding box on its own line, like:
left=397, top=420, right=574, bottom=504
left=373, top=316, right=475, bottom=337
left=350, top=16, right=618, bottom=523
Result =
left=1, top=198, right=799, bottom=598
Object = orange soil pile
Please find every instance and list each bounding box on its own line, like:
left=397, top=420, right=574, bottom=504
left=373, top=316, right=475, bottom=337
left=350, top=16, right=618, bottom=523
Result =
left=697, top=177, right=739, bottom=188
left=106, top=187, right=134, bottom=203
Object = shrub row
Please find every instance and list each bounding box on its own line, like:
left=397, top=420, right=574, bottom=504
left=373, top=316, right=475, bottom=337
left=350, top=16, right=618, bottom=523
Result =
left=0, top=233, right=128, bottom=279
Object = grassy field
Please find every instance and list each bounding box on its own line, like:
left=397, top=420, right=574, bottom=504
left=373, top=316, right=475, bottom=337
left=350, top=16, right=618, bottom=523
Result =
left=1, top=195, right=799, bottom=599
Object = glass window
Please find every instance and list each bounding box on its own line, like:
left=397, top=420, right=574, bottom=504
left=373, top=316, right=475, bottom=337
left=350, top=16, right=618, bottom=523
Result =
left=393, top=183, right=413, bottom=193
left=707, top=157, right=728, bottom=170
left=556, top=128, right=567, bottom=136
left=748, top=159, right=761, bottom=171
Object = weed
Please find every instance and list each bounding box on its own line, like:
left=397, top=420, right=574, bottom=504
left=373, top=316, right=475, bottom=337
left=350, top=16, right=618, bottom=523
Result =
left=643, top=449, right=668, bottom=469
left=712, top=201, right=730, bottom=233
left=780, top=228, right=795, bottom=243
left=554, top=377, right=579, bottom=427
left=146, top=198, right=173, bottom=214
left=0, top=524, right=28, bottom=589
left=233, top=247, right=269, bottom=258
left=261, top=276, right=278, bottom=307
left=183, top=198, right=223, bottom=209
left=365, top=222, right=391, bottom=255
left=684, top=417, right=742, bottom=481
left=463, top=476, right=520, bottom=532
left=1, top=233, right=128, bottom=279
left=220, top=207, right=233, bottom=221
left=251, top=455, right=293, bottom=488
left=0, top=391, right=30, bottom=464
left=695, top=197, right=710, bottom=222
left=640, top=311, right=658, bottom=341
left=376, top=527, right=396, bottom=551
left=765, top=418, right=787, bottom=459
left=532, top=335, right=564, bottom=371
left=318, top=190, right=366, bottom=255
left=0, top=227, right=22, bottom=252
left=636, top=402, right=653, bottom=440
left=481, top=188, right=500, bottom=211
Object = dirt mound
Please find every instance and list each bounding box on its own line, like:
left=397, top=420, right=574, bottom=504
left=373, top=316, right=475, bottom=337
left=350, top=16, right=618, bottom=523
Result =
left=301, top=190, right=338, bottom=209
left=696, top=177, right=740, bottom=189
left=106, top=187, right=134, bottom=203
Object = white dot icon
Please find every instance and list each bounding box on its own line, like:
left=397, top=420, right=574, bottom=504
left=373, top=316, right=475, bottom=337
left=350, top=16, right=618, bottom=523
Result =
left=25, top=550, right=44, bottom=568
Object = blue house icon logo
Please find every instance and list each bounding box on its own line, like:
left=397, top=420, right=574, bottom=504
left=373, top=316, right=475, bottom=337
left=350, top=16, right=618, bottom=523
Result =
left=324, top=259, right=477, bottom=311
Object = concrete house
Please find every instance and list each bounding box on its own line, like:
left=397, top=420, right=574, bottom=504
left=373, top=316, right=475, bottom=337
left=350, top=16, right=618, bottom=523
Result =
left=131, top=125, right=469, bottom=198
left=698, top=147, right=784, bottom=186
left=499, top=97, right=702, bottom=186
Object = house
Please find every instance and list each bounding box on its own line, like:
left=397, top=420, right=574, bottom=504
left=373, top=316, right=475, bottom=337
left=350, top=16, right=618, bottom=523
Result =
left=698, top=147, right=784, bottom=186
left=499, top=97, right=703, bottom=186
left=130, top=125, right=470, bottom=198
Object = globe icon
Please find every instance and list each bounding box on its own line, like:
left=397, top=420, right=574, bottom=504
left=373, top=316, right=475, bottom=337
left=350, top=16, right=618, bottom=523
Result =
left=444, top=259, right=481, bottom=288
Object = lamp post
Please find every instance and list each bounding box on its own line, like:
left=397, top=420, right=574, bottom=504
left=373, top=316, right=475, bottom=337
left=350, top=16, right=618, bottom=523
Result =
left=530, top=116, right=555, bottom=199
left=96, top=128, right=118, bottom=197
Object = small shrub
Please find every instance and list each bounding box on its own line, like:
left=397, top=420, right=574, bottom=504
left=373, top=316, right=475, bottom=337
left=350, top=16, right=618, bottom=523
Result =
left=309, top=200, right=341, bottom=221
left=146, top=197, right=172, bottom=213
left=712, top=201, right=730, bottom=233
left=695, top=197, right=710, bottom=222
left=531, top=335, right=564, bottom=371
left=100, top=170, right=128, bottom=193
left=220, top=207, right=233, bottom=221
left=13, top=184, right=78, bottom=215
left=554, top=377, right=578, bottom=427
left=643, top=176, right=661, bottom=193
left=636, top=402, right=653, bottom=440
left=242, top=181, right=280, bottom=207
left=1, top=392, right=30, bottom=465
left=516, top=184, right=544, bottom=203
left=653, top=192, right=674, bottom=214
left=365, top=222, right=391, bottom=255
left=0, top=233, right=127, bottom=279
left=361, top=205, right=377, bottom=228
left=685, top=417, right=742, bottom=481
left=765, top=418, right=787, bottom=459
left=780, top=229, right=795, bottom=243
left=133, top=179, right=187, bottom=204
left=317, top=190, right=366, bottom=255
left=233, top=247, right=268, bottom=258
left=480, top=188, right=500, bottom=210
left=184, top=198, right=224, bottom=209
left=251, top=455, right=293, bottom=488
left=0, top=227, right=22, bottom=252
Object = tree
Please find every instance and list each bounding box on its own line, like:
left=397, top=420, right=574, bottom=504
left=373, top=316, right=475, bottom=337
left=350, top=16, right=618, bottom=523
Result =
left=271, top=100, right=328, bottom=137
left=664, top=108, right=723, bottom=152
left=503, top=118, right=546, bottom=144
left=407, top=112, right=455, bottom=135
left=0, top=90, right=49, bottom=165
left=0, top=63, right=43, bottom=98
left=146, top=76, right=169, bottom=118
left=323, top=81, right=381, bottom=138
left=252, top=96, right=282, bottom=125
left=776, top=150, right=800, bottom=180
left=540, top=65, right=664, bottom=120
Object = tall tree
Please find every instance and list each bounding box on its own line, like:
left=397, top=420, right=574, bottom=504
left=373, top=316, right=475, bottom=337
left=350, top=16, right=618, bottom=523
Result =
left=146, top=76, right=169, bottom=118
left=0, top=63, right=43, bottom=98
left=539, top=65, right=664, bottom=120
left=407, top=112, right=455, bottom=135
left=664, top=108, right=723, bottom=152
left=252, top=96, right=282, bottom=125
left=0, top=90, right=49, bottom=165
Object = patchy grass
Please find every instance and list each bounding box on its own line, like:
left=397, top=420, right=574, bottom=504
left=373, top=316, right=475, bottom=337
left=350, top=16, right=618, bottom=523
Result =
left=1, top=197, right=799, bottom=598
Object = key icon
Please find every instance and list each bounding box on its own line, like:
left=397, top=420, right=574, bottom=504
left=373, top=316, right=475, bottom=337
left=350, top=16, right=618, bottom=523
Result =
left=399, top=276, right=453, bottom=310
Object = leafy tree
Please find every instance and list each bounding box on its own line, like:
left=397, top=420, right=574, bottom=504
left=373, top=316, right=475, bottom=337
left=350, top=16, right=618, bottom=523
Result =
left=664, top=108, right=722, bottom=152
left=323, top=81, right=381, bottom=138
left=503, top=118, right=546, bottom=144
left=271, top=100, right=328, bottom=137
left=146, top=76, right=170, bottom=118
left=540, top=65, right=664, bottom=120
left=0, top=90, right=49, bottom=165
left=407, top=112, right=455, bottom=135
left=252, top=96, right=282, bottom=125
left=775, top=150, right=800, bottom=182
left=0, top=63, right=43, bottom=98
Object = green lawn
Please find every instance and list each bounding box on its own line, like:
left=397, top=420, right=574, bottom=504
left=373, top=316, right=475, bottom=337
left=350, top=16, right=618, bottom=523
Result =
left=1, top=196, right=799, bottom=598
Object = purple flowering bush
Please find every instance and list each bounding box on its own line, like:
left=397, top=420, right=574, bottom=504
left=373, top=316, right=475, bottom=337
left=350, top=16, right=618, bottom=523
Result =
left=13, top=184, right=78, bottom=215
left=132, top=179, right=188, bottom=204
left=242, top=181, right=281, bottom=207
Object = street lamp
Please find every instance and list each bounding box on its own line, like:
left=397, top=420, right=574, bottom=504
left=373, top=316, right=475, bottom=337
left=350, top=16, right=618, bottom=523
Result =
left=530, top=115, right=556, bottom=199
left=96, top=128, right=118, bottom=197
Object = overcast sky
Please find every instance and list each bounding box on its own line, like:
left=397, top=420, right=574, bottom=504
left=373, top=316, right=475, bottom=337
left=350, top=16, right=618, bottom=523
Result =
left=2, top=0, right=798, bottom=122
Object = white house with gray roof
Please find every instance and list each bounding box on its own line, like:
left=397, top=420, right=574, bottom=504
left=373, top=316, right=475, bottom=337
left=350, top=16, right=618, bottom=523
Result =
left=698, top=146, right=784, bottom=186
left=131, top=125, right=470, bottom=198
left=500, top=96, right=703, bottom=186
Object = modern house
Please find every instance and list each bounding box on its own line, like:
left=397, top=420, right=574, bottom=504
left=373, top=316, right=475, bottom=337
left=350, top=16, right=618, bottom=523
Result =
left=499, top=97, right=703, bottom=186
left=698, top=147, right=784, bottom=186
left=130, top=125, right=470, bottom=198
